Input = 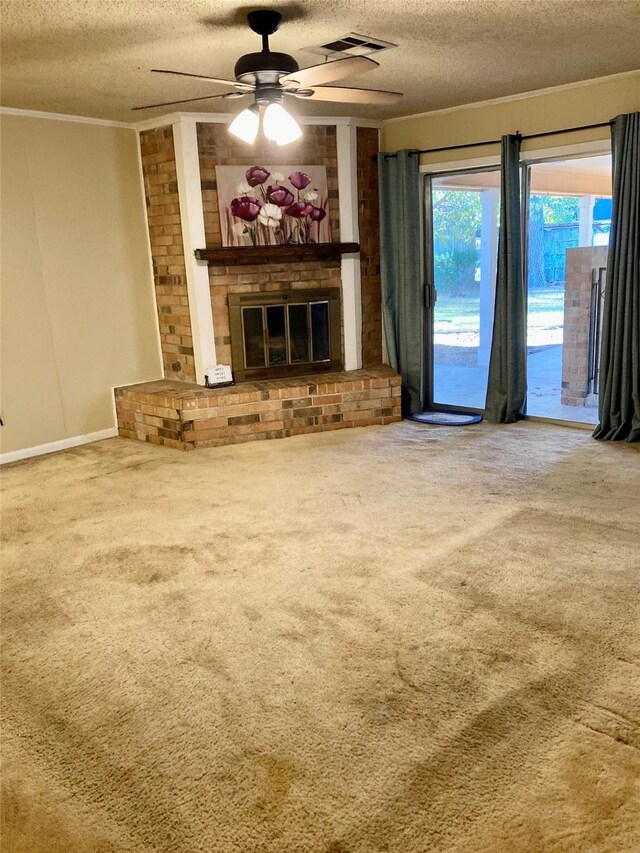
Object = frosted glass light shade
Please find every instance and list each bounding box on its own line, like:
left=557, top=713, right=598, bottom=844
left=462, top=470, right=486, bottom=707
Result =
left=263, top=102, right=302, bottom=146
left=228, top=107, right=259, bottom=144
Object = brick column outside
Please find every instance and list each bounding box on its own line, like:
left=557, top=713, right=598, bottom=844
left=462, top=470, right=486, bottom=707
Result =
left=561, top=246, right=608, bottom=405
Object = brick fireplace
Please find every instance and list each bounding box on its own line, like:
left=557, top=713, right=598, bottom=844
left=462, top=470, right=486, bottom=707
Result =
left=197, top=123, right=346, bottom=369
left=114, top=117, right=400, bottom=450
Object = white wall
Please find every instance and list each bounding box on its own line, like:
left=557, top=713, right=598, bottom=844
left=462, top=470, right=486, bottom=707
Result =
left=0, top=113, right=162, bottom=459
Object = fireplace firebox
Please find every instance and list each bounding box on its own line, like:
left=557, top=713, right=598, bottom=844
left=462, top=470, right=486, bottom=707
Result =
left=228, top=288, right=341, bottom=382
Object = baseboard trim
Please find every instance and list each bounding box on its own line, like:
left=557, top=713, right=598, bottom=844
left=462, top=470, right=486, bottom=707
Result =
left=0, top=428, right=119, bottom=465
left=523, top=415, right=595, bottom=431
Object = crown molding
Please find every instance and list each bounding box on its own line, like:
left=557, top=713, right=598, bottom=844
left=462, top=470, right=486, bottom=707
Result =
left=0, top=104, right=382, bottom=133
left=132, top=112, right=383, bottom=132
left=2, top=69, right=635, bottom=132
left=383, top=69, right=640, bottom=126
left=131, top=111, right=229, bottom=131
left=0, top=106, right=131, bottom=128
left=347, top=117, right=383, bottom=129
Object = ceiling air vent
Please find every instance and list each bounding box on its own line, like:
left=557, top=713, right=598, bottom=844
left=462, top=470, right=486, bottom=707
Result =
left=303, top=33, right=397, bottom=59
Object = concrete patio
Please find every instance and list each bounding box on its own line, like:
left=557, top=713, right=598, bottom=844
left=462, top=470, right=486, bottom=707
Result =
left=433, top=344, right=599, bottom=425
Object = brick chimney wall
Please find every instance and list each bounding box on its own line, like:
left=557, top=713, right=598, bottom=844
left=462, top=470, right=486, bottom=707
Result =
left=138, top=122, right=383, bottom=383
left=196, top=123, right=345, bottom=369
left=356, top=127, right=383, bottom=366
left=139, top=126, right=195, bottom=382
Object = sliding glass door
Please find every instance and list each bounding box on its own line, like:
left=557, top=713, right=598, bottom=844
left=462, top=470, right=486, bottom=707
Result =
left=426, top=155, right=611, bottom=423
left=524, top=155, right=611, bottom=423
left=429, top=168, right=500, bottom=409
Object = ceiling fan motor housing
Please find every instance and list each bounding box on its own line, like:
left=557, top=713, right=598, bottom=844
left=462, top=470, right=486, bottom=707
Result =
left=234, top=51, right=300, bottom=87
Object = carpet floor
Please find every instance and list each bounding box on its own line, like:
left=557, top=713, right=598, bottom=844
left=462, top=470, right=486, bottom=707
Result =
left=2, top=420, right=639, bottom=853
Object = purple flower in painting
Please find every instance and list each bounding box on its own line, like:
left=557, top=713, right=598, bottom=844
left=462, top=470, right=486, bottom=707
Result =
left=288, top=171, right=311, bottom=191
left=285, top=201, right=313, bottom=218
left=231, top=195, right=263, bottom=222
left=245, top=166, right=270, bottom=187
left=267, top=184, right=295, bottom=207
left=308, top=205, right=327, bottom=222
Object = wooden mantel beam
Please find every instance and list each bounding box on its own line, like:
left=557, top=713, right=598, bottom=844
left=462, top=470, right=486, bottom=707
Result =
left=194, top=243, right=360, bottom=266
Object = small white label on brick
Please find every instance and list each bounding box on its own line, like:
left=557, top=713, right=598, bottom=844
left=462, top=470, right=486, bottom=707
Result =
left=205, top=364, right=233, bottom=385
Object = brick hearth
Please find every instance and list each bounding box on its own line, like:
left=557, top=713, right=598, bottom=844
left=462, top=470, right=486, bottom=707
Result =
left=115, top=366, right=401, bottom=451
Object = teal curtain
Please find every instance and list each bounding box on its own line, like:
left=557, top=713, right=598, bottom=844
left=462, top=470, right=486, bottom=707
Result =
left=378, top=150, right=423, bottom=414
left=484, top=134, right=527, bottom=423
left=593, top=112, right=640, bottom=443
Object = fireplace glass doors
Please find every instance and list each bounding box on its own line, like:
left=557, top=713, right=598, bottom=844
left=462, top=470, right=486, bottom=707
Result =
left=229, top=288, right=341, bottom=381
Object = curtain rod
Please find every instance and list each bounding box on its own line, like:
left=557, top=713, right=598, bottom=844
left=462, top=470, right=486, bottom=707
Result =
left=376, top=120, right=613, bottom=160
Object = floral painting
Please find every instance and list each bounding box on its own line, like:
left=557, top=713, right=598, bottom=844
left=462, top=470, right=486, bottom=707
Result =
left=216, top=164, right=331, bottom=247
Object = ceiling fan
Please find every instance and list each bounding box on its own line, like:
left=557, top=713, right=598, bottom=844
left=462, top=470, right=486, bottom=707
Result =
left=133, top=9, right=402, bottom=145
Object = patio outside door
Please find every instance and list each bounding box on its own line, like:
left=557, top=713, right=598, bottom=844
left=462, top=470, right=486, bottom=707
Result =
left=427, top=168, right=501, bottom=410
left=524, top=154, right=611, bottom=424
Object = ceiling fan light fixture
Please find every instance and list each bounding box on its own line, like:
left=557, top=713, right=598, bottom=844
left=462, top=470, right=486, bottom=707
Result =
left=263, top=101, right=302, bottom=146
left=228, top=104, right=260, bottom=144
left=136, top=12, right=403, bottom=118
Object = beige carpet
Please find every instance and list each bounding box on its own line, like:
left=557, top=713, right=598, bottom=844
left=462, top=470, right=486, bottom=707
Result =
left=2, top=420, right=639, bottom=853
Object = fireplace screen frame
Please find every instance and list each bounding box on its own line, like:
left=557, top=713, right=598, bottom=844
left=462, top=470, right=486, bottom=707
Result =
left=228, top=288, right=342, bottom=382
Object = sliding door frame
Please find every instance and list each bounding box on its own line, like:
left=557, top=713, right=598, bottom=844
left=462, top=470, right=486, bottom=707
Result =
left=421, top=144, right=611, bottom=418
left=422, top=173, right=435, bottom=408
left=422, top=164, right=502, bottom=412
left=519, top=149, right=612, bottom=422
left=519, top=147, right=612, bottom=294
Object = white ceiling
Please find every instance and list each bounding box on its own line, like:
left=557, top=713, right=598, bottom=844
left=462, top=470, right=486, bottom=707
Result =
left=438, top=154, right=612, bottom=194
left=1, top=0, right=640, bottom=123
left=538, top=155, right=612, bottom=176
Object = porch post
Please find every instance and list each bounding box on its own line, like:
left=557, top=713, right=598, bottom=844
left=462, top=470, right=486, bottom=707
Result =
left=578, top=194, right=595, bottom=247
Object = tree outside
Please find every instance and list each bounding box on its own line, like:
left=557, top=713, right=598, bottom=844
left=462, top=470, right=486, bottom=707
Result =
left=432, top=188, right=611, bottom=364
left=528, top=195, right=580, bottom=289
left=432, top=189, right=481, bottom=296
left=434, top=190, right=599, bottom=294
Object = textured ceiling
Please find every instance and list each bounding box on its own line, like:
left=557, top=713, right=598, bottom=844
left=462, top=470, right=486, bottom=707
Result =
left=2, top=0, right=640, bottom=123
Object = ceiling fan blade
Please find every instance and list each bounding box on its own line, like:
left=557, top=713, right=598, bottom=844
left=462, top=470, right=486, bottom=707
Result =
left=132, top=92, right=240, bottom=111
left=151, top=68, right=253, bottom=91
left=281, top=55, right=379, bottom=88
left=291, top=85, right=403, bottom=105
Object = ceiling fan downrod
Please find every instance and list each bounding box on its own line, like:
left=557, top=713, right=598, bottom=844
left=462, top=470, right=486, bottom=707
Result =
left=247, top=9, right=283, bottom=52
left=235, top=10, right=299, bottom=86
